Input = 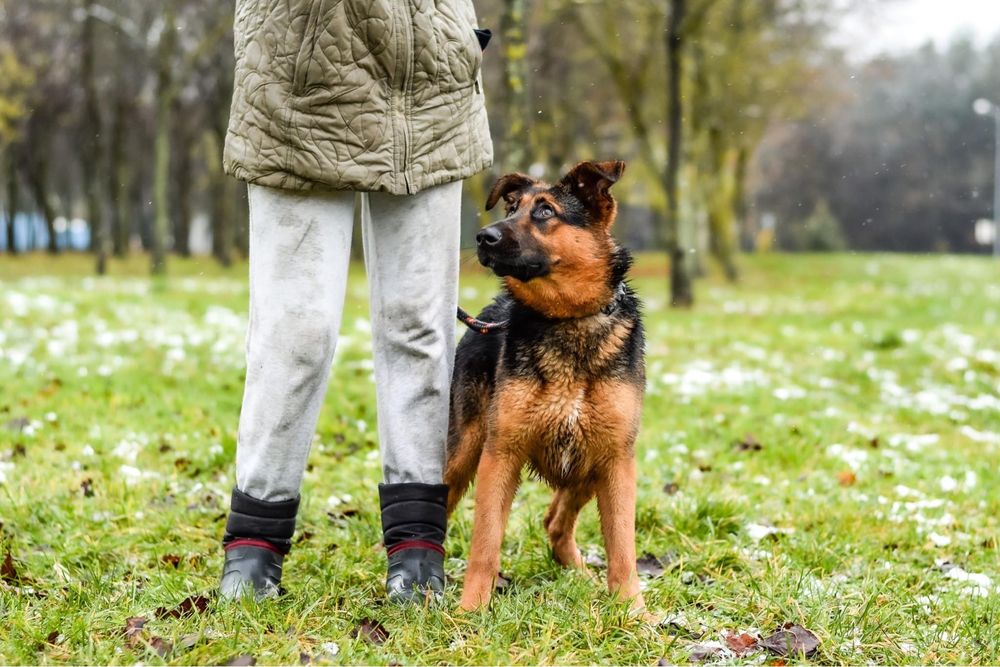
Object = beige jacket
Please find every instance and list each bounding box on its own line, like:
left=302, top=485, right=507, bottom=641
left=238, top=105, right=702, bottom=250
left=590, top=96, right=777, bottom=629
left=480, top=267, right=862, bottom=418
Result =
left=224, top=0, right=493, bottom=194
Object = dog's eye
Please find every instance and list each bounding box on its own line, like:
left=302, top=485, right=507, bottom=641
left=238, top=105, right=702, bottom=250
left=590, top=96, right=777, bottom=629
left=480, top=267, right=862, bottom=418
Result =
left=533, top=204, right=554, bottom=220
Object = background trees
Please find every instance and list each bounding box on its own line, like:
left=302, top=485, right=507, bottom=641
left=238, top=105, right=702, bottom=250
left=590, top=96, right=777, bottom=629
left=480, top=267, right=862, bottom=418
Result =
left=1, top=1, right=996, bottom=296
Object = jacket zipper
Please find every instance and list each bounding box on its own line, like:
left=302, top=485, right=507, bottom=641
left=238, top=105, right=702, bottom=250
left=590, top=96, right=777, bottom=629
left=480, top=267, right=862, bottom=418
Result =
left=398, top=1, right=414, bottom=193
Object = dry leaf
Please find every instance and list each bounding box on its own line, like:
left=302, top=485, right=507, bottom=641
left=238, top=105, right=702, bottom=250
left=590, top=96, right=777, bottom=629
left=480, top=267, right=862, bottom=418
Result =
left=688, top=642, right=725, bottom=663
left=352, top=618, right=389, bottom=645
left=1, top=550, right=19, bottom=582
left=837, top=470, right=857, bottom=487
left=225, top=654, right=257, bottom=666
left=758, top=624, right=820, bottom=658
left=495, top=572, right=513, bottom=592
left=155, top=594, right=210, bottom=619
left=636, top=553, right=668, bottom=578
left=734, top=434, right=763, bottom=452
left=160, top=554, right=181, bottom=569
left=123, top=616, right=146, bottom=648
left=149, top=636, right=173, bottom=657
left=3, top=418, right=29, bottom=432
left=724, top=632, right=758, bottom=656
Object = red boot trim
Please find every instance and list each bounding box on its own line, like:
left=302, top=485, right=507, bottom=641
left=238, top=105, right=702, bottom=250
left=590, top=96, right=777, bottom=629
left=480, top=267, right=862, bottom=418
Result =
left=386, top=540, right=445, bottom=557
left=224, top=538, right=284, bottom=555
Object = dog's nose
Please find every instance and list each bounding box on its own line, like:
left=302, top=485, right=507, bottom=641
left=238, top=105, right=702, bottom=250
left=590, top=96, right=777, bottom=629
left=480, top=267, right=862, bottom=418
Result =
left=476, top=226, right=503, bottom=247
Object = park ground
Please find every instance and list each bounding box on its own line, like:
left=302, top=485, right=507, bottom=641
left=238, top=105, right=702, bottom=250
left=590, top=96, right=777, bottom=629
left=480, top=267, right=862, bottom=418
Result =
left=1, top=252, right=999, bottom=665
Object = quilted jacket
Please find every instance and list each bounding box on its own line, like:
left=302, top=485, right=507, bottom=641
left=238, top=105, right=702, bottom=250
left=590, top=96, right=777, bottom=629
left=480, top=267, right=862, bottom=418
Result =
left=224, top=0, right=493, bottom=195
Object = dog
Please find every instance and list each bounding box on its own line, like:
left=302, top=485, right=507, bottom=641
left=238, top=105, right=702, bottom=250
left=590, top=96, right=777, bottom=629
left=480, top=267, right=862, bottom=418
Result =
left=445, top=160, right=646, bottom=613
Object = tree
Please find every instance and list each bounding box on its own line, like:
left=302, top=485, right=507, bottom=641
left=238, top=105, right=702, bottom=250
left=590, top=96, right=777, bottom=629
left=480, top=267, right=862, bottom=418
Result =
left=0, top=37, right=34, bottom=254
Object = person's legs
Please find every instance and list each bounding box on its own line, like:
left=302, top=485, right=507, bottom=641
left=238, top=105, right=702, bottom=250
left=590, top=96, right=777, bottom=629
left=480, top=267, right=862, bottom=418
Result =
left=362, top=180, right=462, bottom=484
left=221, top=184, right=354, bottom=599
left=361, top=180, right=462, bottom=601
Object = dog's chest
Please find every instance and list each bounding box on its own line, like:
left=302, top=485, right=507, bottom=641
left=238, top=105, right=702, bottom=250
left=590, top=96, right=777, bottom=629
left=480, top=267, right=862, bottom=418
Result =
left=521, top=380, right=599, bottom=483
left=495, top=314, right=641, bottom=486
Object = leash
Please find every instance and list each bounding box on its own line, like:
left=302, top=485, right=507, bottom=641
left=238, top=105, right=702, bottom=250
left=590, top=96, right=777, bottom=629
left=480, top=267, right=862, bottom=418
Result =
left=456, top=306, right=509, bottom=335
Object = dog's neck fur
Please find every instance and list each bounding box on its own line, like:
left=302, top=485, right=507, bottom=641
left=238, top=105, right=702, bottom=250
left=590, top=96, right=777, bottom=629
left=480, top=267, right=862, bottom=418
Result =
left=504, top=242, right=633, bottom=321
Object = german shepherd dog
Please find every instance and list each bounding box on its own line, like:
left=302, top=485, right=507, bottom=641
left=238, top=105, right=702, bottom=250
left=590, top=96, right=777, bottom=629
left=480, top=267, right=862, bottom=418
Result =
left=445, top=161, right=646, bottom=613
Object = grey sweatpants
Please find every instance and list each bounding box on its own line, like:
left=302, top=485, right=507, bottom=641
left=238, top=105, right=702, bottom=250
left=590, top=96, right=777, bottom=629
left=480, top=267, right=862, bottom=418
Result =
left=235, top=181, right=462, bottom=502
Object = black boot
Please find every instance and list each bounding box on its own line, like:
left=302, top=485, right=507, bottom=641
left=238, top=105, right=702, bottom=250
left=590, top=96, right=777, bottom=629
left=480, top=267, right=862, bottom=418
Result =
left=219, top=487, right=298, bottom=600
left=379, top=482, right=448, bottom=604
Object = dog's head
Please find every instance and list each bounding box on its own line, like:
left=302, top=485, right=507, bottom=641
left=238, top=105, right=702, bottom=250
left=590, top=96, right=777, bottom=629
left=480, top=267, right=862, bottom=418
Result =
left=478, top=160, right=627, bottom=318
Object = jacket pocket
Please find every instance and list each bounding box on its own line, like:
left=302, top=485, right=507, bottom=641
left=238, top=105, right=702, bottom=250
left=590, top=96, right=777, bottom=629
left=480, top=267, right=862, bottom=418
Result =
left=436, top=20, right=484, bottom=93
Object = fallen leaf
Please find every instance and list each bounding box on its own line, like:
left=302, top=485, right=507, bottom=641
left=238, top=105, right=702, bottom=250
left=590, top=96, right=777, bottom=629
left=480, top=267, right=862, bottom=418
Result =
left=1, top=550, right=19, bottom=582
left=45, top=630, right=61, bottom=644
left=659, top=613, right=705, bottom=639
left=3, top=418, right=29, bottom=432
left=582, top=548, right=606, bottom=569
left=837, top=470, right=857, bottom=487
left=495, top=572, right=513, bottom=592
left=155, top=594, right=210, bottom=619
left=149, top=636, right=172, bottom=657
left=636, top=553, right=669, bottom=578
left=326, top=508, right=359, bottom=522
left=80, top=478, right=94, bottom=497
left=758, top=624, right=820, bottom=658
left=178, top=633, right=200, bottom=649
left=160, top=554, right=181, bottom=569
left=299, top=652, right=313, bottom=665
left=688, top=642, right=725, bottom=662
left=724, top=632, right=758, bottom=656
left=225, top=654, right=257, bottom=666
left=123, top=616, right=146, bottom=648
left=734, top=434, right=763, bottom=452
left=352, top=618, right=389, bottom=645
left=663, top=481, right=680, bottom=495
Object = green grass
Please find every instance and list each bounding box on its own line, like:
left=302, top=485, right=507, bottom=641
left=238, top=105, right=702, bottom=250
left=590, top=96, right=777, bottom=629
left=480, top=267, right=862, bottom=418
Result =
left=1, top=251, right=999, bottom=665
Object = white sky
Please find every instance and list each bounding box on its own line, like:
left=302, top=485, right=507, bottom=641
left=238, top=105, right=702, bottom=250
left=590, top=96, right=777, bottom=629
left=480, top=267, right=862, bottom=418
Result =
left=835, top=0, right=1000, bottom=59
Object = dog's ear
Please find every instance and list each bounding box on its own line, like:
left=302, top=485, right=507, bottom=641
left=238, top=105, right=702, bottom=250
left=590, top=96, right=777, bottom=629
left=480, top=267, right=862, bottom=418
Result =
left=486, top=173, right=536, bottom=211
left=558, top=160, right=625, bottom=225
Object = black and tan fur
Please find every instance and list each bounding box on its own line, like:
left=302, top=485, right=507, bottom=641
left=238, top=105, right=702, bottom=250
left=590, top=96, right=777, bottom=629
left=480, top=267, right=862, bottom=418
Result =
left=445, top=161, right=646, bottom=612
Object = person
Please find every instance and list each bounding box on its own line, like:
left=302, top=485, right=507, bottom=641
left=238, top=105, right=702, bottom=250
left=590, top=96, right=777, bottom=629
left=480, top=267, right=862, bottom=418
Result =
left=217, top=0, right=492, bottom=603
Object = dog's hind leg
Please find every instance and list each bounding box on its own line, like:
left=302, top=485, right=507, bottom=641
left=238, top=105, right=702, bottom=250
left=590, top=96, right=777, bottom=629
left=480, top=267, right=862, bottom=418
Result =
left=544, top=487, right=594, bottom=571
left=444, top=420, right=485, bottom=516
left=595, top=455, right=645, bottom=613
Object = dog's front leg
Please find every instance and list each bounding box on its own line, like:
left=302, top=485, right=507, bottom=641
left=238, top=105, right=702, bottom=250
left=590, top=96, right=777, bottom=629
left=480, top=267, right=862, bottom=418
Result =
left=596, top=455, right=645, bottom=613
left=458, top=447, right=522, bottom=611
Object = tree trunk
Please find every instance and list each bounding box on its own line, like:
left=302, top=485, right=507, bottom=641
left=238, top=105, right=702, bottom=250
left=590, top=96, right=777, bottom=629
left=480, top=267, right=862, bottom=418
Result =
left=706, top=129, right=738, bottom=281
left=150, top=2, right=177, bottom=276
left=204, top=131, right=233, bottom=266
left=235, top=186, right=250, bottom=258
left=5, top=151, right=19, bottom=255
left=109, top=93, right=131, bottom=257
left=27, top=150, right=58, bottom=254
left=173, top=112, right=192, bottom=258
left=500, top=0, right=528, bottom=173
left=733, top=145, right=751, bottom=251
left=665, top=0, right=693, bottom=306
left=82, top=0, right=108, bottom=273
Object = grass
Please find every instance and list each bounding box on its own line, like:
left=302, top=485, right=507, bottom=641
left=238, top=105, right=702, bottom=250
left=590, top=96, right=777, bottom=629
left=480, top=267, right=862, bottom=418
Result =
left=1, top=250, right=999, bottom=665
